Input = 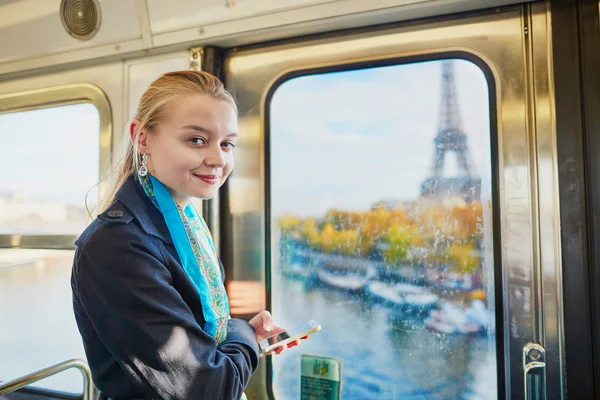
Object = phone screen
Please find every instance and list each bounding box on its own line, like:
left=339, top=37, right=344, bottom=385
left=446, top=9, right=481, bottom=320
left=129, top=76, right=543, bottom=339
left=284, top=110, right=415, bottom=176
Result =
left=259, top=320, right=321, bottom=353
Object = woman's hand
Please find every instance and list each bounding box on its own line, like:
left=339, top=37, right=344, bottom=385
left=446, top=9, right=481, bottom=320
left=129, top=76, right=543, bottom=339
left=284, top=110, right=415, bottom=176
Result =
left=248, top=310, right=305, bottom=355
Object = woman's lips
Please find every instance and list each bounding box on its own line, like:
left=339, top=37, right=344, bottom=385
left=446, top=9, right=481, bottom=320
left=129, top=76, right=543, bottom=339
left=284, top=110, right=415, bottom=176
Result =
left=195, top=174, right=219, bottom=184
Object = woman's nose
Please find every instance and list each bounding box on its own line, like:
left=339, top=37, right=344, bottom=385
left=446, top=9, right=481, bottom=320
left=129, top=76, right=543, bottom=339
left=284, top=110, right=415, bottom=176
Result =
left=205, top=146, right=226, bottom=168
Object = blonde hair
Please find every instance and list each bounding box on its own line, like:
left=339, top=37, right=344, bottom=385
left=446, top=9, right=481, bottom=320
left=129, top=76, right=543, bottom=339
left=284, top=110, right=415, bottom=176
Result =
left=88, top=70, right=237, bottom=216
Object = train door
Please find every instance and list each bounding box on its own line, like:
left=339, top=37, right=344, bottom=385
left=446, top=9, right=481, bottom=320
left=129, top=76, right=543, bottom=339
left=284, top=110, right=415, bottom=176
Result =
left=222, top=2, right=563, bottom=399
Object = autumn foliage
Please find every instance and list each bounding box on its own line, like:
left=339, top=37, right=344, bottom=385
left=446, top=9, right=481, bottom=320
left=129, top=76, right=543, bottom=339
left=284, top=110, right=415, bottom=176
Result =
left=278, top=199, right=485, bottom=274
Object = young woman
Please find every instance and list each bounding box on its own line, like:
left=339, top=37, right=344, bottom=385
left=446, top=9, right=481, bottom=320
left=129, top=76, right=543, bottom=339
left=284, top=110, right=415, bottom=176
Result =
left=71, top=71, right=299, bottom=400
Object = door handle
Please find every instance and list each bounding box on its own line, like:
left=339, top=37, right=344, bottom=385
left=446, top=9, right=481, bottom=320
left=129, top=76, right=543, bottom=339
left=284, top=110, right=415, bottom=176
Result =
left=523, top=343, right=546, bottom=400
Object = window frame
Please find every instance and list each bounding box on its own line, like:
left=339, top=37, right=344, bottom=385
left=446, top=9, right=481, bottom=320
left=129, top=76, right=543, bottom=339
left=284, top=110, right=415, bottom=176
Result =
left=0, top=84, right=112, bottom=249
left=262, top=52, right=503, bottom=400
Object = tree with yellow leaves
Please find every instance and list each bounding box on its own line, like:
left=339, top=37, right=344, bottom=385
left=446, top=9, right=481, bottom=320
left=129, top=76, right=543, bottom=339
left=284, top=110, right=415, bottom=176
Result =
left=278, top=213, right=302, bottom=236
left=383, top=224, right=423, bottom=264
left=447, top=241, right=480, bottom=273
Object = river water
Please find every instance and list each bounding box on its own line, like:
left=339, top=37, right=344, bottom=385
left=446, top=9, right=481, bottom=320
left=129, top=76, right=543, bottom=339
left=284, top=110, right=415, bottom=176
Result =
left=271, top=271, right=497, bottom=400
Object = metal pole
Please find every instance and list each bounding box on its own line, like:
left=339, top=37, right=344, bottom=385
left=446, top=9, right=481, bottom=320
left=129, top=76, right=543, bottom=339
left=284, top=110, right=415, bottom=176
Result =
left=0, top=359, right=94, bottom=400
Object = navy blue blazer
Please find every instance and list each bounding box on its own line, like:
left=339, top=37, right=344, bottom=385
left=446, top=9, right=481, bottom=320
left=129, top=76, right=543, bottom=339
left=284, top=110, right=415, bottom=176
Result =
left=71, top=175, right=259, bottom=400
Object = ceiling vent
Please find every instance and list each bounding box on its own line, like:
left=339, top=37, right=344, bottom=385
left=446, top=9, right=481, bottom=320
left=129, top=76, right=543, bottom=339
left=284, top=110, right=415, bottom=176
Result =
left=60, top=0, right=101, bottom=41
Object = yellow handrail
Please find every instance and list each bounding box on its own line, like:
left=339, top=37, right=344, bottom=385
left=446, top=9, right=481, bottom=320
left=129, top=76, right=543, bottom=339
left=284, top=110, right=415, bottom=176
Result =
left=0, top=359, right=95, bottom=399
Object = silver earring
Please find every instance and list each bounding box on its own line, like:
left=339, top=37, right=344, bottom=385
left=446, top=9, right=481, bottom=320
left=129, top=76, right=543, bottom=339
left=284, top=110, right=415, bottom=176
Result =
left=138, top=153, right=148, bottom=177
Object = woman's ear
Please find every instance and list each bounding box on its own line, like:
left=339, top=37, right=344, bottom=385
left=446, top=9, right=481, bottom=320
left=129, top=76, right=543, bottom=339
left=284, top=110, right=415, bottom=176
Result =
left=129, top=120, right=149, bottom=154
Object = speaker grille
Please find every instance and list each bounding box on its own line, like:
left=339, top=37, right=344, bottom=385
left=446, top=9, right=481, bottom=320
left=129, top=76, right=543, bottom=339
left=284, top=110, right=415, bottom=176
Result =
left=60, top=0, right=101, bottom=41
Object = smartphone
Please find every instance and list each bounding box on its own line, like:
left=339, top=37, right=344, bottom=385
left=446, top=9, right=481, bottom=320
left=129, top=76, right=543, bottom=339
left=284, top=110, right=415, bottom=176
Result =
left=259, top=320, right=321, bottom=353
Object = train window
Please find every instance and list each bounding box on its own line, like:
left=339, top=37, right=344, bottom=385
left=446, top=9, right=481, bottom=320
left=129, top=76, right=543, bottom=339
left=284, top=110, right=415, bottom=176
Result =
left=268, top=59, right=496, bottom=399
left=0, top=102, right=101, bottom=392
left=0, top=103, right=100, bottom=235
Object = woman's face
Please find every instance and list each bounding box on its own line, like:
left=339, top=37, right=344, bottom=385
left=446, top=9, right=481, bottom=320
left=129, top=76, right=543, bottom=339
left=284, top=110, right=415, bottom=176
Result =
left=137, top=94, right=238, bottom=204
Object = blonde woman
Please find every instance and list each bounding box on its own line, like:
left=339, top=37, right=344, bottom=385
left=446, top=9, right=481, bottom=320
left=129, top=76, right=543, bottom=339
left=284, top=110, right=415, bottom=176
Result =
left=71, top=71, right=298, bottom=400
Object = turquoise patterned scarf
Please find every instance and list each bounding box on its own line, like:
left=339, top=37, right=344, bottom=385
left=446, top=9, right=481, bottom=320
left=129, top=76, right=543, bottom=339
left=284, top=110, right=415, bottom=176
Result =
left=139, top=174, right=229, bottom=344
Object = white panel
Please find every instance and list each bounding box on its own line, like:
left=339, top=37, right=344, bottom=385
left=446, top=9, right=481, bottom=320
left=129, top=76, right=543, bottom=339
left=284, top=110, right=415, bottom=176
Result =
left=0, top=61, right=124, bottom=153
left=149, top=0, right=528, bottom=49
left=126, top=52, right=188, bottom=124
left=0, top=0, right=141, bottom=64
left=147, top=0, right=340, bottom=34
left=0, top=0, right=532, bottom=78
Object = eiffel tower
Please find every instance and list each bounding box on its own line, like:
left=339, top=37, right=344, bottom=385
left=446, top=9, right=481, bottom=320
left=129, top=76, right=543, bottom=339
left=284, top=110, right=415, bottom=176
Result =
left=420, top=60, right=481, bottom=203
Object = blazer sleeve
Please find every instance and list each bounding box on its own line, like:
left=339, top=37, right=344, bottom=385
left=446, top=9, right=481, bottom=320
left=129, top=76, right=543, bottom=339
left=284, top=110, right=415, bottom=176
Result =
left=72, top=225, right=259, bottom=400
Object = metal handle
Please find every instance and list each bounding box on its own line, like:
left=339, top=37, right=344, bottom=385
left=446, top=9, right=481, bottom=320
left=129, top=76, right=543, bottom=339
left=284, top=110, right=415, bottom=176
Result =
left=0, top=358, right=95, bottom=399
left=523, top=343, right=546, bottom=400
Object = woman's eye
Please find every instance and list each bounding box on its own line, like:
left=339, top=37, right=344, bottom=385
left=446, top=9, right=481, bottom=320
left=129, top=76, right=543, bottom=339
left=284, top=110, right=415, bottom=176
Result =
left=189, top=137, right=207, bottom=145
left=222, top=142, right=236, bottom=149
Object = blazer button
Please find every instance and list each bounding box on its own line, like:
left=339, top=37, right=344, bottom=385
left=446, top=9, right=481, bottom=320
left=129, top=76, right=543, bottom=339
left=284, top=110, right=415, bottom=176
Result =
left=107, top=210, right=124, bottom=218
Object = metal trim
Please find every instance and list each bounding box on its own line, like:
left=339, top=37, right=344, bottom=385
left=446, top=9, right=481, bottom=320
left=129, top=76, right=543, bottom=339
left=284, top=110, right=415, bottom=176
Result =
left=189, top=47, right=204, bottom=71
left=527, top=2, right=566, bottom=397
left=0, top=83, right=113, bottom=249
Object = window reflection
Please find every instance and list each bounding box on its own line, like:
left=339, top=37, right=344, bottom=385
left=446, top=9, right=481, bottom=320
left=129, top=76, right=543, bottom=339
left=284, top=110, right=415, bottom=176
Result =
left=269, top=59, right=496, bottom=399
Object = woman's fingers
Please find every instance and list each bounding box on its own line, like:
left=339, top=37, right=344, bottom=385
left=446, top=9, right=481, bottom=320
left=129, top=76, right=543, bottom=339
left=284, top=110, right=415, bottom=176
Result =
left=265, top=335, right=310, bottom=355
left=271, top=343, right=287, bottom=355
left=257, top=310, right=274, bottom=331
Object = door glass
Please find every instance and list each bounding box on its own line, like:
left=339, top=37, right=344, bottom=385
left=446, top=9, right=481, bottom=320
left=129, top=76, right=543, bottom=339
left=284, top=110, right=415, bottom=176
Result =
left=268, top=59, right=497, bottom=399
